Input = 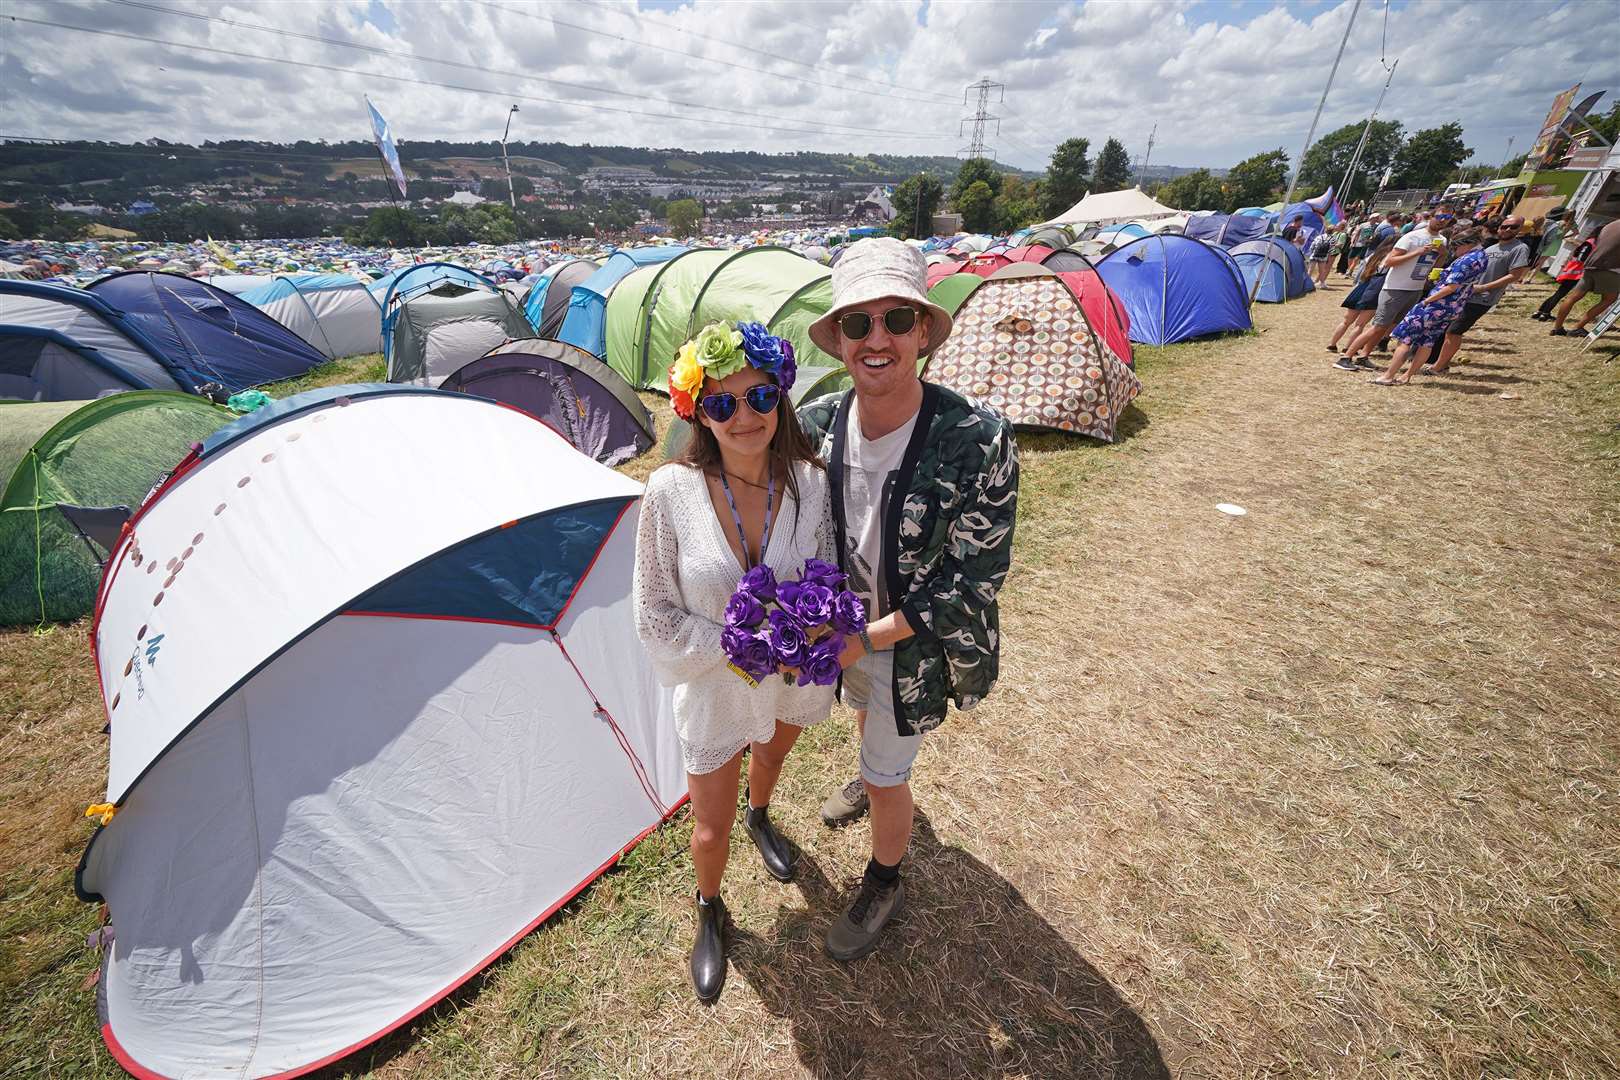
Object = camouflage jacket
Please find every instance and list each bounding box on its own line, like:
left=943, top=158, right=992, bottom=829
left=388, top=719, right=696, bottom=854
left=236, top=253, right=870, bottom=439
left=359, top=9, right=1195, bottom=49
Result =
left=800, top=383, right=1018, bottom=736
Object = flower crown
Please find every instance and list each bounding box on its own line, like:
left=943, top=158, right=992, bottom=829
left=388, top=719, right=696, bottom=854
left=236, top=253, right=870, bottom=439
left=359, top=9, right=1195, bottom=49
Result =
left=668, top=320, right=797, bottom=422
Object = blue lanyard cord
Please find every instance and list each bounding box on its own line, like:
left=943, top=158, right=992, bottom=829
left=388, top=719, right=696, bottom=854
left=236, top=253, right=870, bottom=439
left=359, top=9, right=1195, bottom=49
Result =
left=719, top=467, right=774, bottom=570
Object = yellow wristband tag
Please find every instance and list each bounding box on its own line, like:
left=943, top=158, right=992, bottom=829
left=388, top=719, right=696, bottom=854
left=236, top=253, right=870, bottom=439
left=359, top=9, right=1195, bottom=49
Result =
left=727, top=662, right=759, bottom=688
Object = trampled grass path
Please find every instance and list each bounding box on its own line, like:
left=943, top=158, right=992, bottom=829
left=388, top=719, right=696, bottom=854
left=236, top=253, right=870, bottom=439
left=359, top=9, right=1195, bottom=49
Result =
left=1, top=279, right=1616, bottom=1077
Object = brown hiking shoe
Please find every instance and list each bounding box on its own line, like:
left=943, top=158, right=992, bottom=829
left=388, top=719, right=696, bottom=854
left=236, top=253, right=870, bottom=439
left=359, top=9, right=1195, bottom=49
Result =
left=820, top=775, right=869, bottom=827
left=825, top=875, right=904, bottom=962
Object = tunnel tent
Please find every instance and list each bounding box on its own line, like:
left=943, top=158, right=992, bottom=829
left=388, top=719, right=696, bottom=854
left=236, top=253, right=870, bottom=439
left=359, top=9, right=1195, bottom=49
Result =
left=523, top=258, right=599, bottom=338
left=236, top=273, right=383, bottom=360
left=683, top=246, right=835, bottom=361
left=602, top=263, right=666, bottom=388
left=557, top=247, right=686, bottom=359
left=77, top=385, right=685, bottom=1080
left=924, top=265, right=1140, bottom=442
left=380, top=263, right=534, bottom=385
left=0, top=280, right=190, bottom=401
left=0, top=392, right=232, bottom=626
left=1230, top=237, right=1314, bottom=303
left=440, top=338, right=654, bottom=466
left=1095, top=234, right=1253, bottom=345
left=87, top=272, right=326, bottom=393
left=604, top=248, right=730, bottom=390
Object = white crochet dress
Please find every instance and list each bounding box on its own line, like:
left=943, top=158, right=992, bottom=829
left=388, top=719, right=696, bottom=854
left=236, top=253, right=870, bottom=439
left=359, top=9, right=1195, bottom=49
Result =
left=633, top=461, right=837, bottom=775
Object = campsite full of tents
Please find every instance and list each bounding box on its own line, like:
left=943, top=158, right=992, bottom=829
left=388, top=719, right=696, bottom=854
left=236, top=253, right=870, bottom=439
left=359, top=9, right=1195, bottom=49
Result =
left=1, top=189, right=1340, bottom=1078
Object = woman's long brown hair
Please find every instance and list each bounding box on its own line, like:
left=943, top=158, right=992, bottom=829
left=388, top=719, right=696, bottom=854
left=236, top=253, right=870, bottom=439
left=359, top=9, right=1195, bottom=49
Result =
left=674, top=370, right=825, bottom=516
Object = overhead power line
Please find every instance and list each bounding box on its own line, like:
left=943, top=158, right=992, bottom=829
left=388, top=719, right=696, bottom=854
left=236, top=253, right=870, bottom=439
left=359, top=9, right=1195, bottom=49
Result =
left=470, top=0, right=955, bottom=110
left=6, top=15, right=956, bottom=144
left=90, top=0, right=937, bottom=141
left=573, top=0, right=960, bottom=104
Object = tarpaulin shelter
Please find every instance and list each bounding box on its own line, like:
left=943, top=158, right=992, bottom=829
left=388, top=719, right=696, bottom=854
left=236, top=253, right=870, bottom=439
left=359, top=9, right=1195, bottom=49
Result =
left=0, top=280, right=191, bottom=400
left=1230, top=238, right=1314, bottom=303
left=441, top=338, right=654, bottom=466
left=77, top=385, right=686, bottom=1080
left=524, top=259, right=600, bottom=337
left=88, top=272, right=326, bottom=392
left=558, top=246, right=686, bottom=359
left=379, top=263, right=534, bottom=385
left=924, top=265, right=1140, bottom=441
left=234, top=274, right=383, bottom=359
left=1095, top=235, right=1253, bottom=345
left=0, top=392, right=231, bottom=626
left=604, top=246, right=837, bottom=391
left=1045, top=187, right=1181, bottom=228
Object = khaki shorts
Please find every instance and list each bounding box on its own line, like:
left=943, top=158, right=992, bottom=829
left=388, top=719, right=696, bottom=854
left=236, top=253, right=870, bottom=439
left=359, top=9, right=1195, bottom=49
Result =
left=1580, top=267, right=1620, bottom=295
left=1374, top=287, right=1423, bottom=327
left=841, top=650, right=923, bottom=788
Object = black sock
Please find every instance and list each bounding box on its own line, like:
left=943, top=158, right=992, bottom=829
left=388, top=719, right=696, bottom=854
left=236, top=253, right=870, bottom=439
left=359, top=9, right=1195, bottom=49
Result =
left=865, top=857, right=900, bottom=886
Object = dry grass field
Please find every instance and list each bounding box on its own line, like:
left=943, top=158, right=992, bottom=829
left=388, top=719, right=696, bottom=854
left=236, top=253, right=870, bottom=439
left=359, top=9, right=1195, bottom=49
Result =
left=2, top=278, right=1616, bottom=1078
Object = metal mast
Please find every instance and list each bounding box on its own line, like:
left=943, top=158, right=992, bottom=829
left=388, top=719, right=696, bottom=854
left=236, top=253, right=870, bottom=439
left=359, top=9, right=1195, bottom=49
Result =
left=959, top=79, right=1004, bottom=160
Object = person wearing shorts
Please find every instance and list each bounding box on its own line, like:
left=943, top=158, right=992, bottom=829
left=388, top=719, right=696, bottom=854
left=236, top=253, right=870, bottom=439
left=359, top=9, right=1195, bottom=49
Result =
left=800, top=238, right=1019, bottom=962
left=1427, top=217, right=1530, bottom=374
left=1342, top=215, right=1448, bottom=366
left=1551, top=219, right=1620, bottom=337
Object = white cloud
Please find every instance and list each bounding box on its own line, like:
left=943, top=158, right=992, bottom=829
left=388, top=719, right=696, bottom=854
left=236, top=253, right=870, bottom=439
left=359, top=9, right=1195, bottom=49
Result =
left=1, top=0, right=1615, bottom=175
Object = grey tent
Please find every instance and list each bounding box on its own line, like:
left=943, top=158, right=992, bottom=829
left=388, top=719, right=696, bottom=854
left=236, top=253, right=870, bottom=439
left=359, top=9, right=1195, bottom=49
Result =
left=441, top=339, right=654, bottom=467
left=386, top=285, right=534, bottom=387
left=523, top=258, right=600, bottom=339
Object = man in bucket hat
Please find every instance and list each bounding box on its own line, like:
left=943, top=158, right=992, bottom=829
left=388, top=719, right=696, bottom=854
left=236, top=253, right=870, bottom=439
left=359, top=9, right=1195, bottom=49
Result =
left=799, top=237, right=1019, bottom=960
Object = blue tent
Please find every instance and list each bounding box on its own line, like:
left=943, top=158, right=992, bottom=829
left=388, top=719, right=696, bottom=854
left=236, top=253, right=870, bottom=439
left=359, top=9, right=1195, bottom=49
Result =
left=557, top=246, right=685, bottom=358
left=1183, top=213, right=1273, bottom=248
left=0, top=280, right=193, bottom=401
left=522, top=259, right=598, bottom=337
left=1230, top=238, right=1314, bottom=303
left=1094, top=235, right=1253, bottom=345
left=87, top=272, right=326, bottom=392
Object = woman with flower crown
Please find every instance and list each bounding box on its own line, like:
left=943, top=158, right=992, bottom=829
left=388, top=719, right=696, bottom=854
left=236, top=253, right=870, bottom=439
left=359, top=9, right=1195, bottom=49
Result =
left=631, top=321, right=835, bottom=1003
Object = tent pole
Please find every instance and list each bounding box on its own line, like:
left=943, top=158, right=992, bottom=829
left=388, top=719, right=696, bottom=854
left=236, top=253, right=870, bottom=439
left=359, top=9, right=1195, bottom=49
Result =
left=1255, top=0, right=1362, bottom=306
left=1340, top=58, right=1397, bottom=208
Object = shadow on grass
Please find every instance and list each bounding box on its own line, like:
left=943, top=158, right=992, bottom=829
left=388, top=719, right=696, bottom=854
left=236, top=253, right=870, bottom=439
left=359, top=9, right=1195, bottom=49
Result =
left=733, top=814, right=1169, bottom=1080
left=1417, top=381, right=1501, bottom=396
left=1440, top=370, right=1531, bottom=385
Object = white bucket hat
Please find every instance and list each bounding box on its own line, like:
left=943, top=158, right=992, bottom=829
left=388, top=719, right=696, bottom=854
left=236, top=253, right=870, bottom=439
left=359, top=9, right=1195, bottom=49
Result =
left=809, top=237, right=954, bottom=358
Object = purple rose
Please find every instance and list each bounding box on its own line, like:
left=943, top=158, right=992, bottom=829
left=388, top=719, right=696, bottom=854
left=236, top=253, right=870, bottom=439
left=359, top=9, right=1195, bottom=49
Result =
left=737, top=321, right=784, bottom=373
left=774, top=579, right=805, bottom=621
left=724, top=590, right=765, bottom=629
left=829, top=590, right=867, bottom=636
left=800, top=633, right=845, bottom=686
left=768, top=609, right=810, bottom=669
left=738, top=564, right=777, bottom=603
left=778, top=341, right=796, bottom=392
left=790, top=582, right=834, bottom=628
left=721, top=625, right=775, bottom=680
left=801, top=558, right=847, bottom=590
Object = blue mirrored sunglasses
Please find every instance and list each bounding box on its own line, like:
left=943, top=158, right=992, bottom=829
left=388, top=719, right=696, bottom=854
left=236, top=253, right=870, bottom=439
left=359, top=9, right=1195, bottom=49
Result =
left=700, top=382, right=780, bottom=423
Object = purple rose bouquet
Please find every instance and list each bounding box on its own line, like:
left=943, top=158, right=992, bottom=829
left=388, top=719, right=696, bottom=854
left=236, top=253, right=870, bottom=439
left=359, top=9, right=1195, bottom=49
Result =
left=722, top=557, right=864, bottom=686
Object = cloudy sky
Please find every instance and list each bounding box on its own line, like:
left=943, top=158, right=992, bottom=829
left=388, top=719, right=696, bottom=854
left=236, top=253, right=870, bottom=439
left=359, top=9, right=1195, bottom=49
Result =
left=3, top=0, right=1616, bottom=173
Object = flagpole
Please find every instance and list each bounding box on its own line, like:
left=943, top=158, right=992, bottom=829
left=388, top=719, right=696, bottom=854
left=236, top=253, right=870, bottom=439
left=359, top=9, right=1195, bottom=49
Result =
left=1340, top=57, right=1397, bottom=208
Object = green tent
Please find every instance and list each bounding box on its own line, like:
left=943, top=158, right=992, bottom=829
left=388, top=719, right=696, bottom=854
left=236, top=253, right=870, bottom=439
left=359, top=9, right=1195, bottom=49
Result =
left=928, top=272, right=987, bottom=316
left=605, top=246, right=843, bottom=392
left=0, top=392, right=233, bottom=626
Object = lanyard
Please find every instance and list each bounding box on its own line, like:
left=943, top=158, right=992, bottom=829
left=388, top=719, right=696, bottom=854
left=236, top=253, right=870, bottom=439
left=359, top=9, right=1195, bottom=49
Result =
left=718, top=467, right=774, bottom=570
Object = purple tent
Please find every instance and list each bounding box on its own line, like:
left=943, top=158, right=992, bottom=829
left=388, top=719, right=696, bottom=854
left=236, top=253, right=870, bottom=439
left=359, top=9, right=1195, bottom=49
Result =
left=441, top=338, right=653, bottom=466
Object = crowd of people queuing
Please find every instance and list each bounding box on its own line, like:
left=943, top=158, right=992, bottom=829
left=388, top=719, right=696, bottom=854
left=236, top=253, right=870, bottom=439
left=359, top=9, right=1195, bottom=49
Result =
left=1314, top=203, right=1620, bottom=384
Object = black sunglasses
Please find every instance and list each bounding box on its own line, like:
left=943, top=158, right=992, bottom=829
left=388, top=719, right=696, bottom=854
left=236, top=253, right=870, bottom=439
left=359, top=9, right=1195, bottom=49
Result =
left=838, top=305, right=919, bottom=341
left=700, top=382, right=780, bottom=423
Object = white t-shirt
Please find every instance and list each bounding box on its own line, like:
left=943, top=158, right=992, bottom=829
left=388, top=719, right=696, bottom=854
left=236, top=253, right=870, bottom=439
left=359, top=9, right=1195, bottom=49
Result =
left=1382, top=229, right=1447, bottom=292
left=841, top=399, right=918, bottom=622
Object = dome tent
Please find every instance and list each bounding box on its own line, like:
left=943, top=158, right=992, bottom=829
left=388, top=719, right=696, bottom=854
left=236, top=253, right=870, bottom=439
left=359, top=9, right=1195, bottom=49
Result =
left=87, top=272, right=326, bottom=393
left=0, top=392, right=232, bottom=626
left=1230, top=237, right=1314, bottom=303
left=523, top=258, right=599, bottom=337
left=379, top=263, right=535, bottom=385
left=0, top=280, right=191, bottom=401
left=234, top=273, right=383, bottom=360
left=441, top=338, right=654, bottom=466
left=1183, top=212, right=1272, bottom=248
left=77, top=385, right=685, bottom=1080
left=925, top=265, right=1140, bottom=442
left=557, top=246, right=686, bottom=359
left=1095, top=235, right=1253, bottom=345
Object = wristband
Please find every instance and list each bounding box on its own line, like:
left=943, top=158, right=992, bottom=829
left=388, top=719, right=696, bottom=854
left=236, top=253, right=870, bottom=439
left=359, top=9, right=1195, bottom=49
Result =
left=858, top=628, right=874, bottom=655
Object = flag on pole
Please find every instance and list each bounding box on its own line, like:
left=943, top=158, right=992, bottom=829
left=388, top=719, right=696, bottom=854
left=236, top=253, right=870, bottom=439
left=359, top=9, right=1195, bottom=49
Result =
left=365, top=96, right=408, bottom=200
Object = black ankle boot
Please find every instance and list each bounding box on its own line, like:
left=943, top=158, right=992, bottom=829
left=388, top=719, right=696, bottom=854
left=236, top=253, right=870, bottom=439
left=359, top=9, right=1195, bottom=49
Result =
left=691, top=891, right=727, bottom=1002
left=745, top=805, right=796, bottom=882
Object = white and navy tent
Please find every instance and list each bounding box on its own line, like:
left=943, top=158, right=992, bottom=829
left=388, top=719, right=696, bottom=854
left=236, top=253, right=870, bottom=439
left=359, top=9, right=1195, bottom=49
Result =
left=77, top=385, right=686, bottom=1079
left=226, top=273, right=384, bottom=360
